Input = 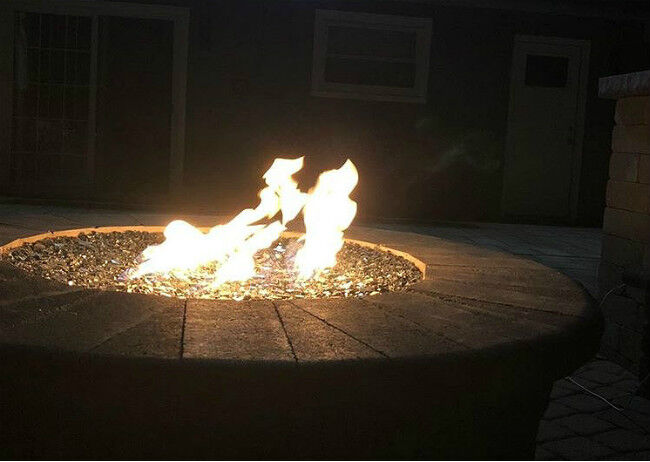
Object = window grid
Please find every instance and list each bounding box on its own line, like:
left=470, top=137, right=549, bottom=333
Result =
left=10, top=12, right=91, bottom=186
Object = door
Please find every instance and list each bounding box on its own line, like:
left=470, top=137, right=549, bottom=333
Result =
left=502, top=36, right=589, bottom=222
left=95, top=16, right=173, bottom=204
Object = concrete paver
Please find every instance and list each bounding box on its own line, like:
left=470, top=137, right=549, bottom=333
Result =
left=540, top=436, right=615, bottom=459
left=554, top=414, right=616, bottom=436
left=538, top=363, right=650, bottom=460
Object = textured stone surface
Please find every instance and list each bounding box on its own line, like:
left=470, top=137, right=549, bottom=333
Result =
left=640, top=154, right=650, bottom=184
left=612, top=125, right=650, bottom=155
left=289, top=296, right=460, bottom=358
left=603, top=207, right=650, bottom=243
left=601, top=293, right=640, bottom=327
left=599, top=71, right=650, bottom=99
left=615, top=96, right=650, bottom=126
left=601, top=234, right=647, bottom=269
left=540, top=436, right=615, bottom=459
left=606, top=180, right=650, bottom=214
left=609, top=152, right=639, bottom=182
left=274, top=301, right=382, bottom=360
left=91, top=301, right=184, bottom=358
left=0, top=289, right=183, bottom=356
left=183, top=299, right=293, bottom=360
left=554, top=414, right=615, bottom=436
left=536, top=359, right=650, bottom=460
left=415, top=272, right=592, bottom=318
left=598, top=260, right=624, bottom=293
left=366, top=290, right=546, bottom=349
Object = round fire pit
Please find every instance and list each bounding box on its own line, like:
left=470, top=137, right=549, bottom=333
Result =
left=0, top=226, right=601, bottom=459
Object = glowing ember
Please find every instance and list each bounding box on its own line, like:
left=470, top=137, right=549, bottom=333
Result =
left=127, top=158, right=359, bottom=285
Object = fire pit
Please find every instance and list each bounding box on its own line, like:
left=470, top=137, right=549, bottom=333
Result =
left=2, top=158, right=421, bottom=301
left=0, top=159, right=601, bottom=459
left=0, top=226, right=601, bottom=459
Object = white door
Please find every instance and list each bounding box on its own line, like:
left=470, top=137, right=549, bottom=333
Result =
left=502, top=36, right=589, bottom=222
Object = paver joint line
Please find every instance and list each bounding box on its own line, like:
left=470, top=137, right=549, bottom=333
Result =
left=360, top=297, right=470, bottom=350
left=179, top=298, right=188, bottom=360
left=88, top=310, right=157, bottom=352
left=286, top=300, right=390, bottom=358
left=411, top=287, right=585, bottom=321
left=272, top=301, right=298, bottom=363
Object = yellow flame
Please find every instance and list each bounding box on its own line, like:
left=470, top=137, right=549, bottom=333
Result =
left=294, top=160, right=358, bottom=278
left=128, top=157, right=358, bottom=287
left=213, top=220, right=285, bottom=284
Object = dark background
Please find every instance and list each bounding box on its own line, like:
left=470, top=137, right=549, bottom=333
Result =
left=183, top=0, right=649, bottom=225
left=6, top=0, right=650, bottom=225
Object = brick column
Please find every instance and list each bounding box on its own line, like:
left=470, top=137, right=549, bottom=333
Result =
left=599, top=71, right=650, bottom=379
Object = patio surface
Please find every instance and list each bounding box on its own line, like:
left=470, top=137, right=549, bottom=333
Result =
left=0, top=203, right=648, bottom=460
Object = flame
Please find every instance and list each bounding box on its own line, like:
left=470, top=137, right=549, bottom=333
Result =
left=128, top=157, right=358, bottom=286
left=295, top=160, right=358, bottom=278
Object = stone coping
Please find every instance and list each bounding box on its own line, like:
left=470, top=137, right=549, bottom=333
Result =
left=0, top=225, right=599, bottom=371
left=599, top=70, right=650, bottom=99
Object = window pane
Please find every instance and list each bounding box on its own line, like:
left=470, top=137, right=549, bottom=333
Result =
left=325, top=56, right=416, bottom=87
left=327, top=26, right=416, bottom=60
left=525, top=54, right=568, bottom=88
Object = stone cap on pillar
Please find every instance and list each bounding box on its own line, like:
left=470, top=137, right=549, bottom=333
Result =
left=599, top=70, right=650, bottom=99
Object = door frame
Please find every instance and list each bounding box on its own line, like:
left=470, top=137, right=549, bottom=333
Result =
left=0, top=0, right=189, bottom=198
left=502, top=35, right=590, bottom=223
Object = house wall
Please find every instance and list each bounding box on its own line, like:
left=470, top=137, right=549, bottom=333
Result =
left=3, top=0, right=648, bottom=223
left=174, top=0, right=648, bottom=223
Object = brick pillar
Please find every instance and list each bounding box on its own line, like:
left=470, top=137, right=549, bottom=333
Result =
left=599, top=71, right=650, bottom=380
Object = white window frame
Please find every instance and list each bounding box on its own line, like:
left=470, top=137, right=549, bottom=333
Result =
left=311, top=9, right=432, bottom=103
